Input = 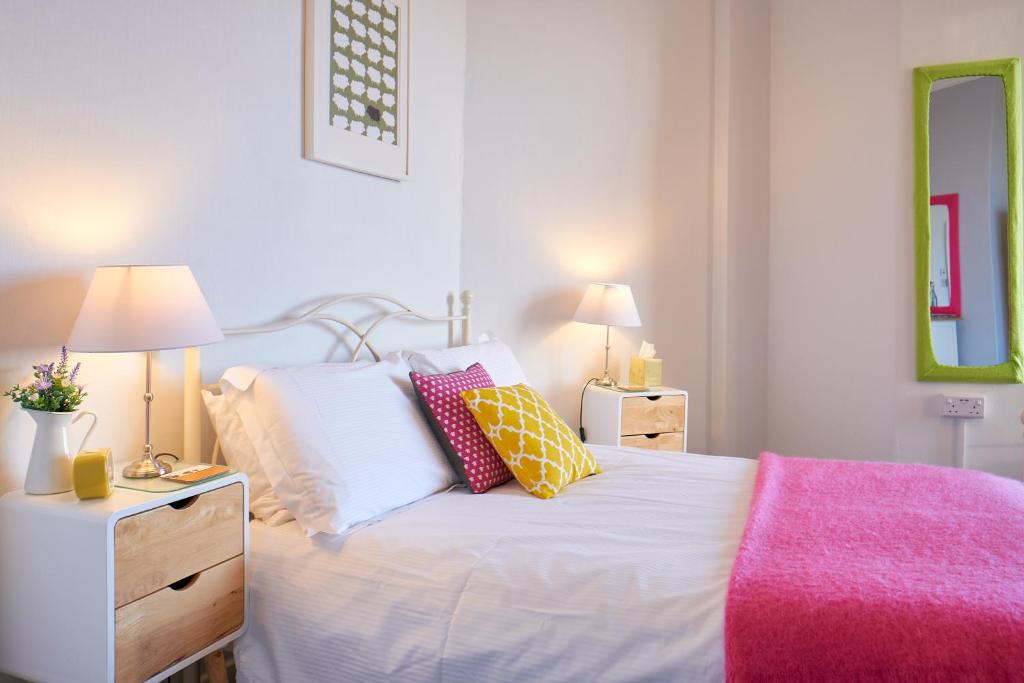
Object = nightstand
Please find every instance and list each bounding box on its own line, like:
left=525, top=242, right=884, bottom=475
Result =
left=582, top=385, right=688, bottom=452
left=0, top=473, right=248, bottom=683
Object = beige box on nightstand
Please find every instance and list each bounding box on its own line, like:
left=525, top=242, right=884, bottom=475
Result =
left=0, top=472, right=248, bottom=683
left=581, top=385, right=688, bottom=452
left=628, top=357, right=663, bottom=388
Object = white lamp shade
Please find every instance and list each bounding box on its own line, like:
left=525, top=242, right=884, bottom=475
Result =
left=573, top=282, right=642, bottom=328
left=68, top=265, right=224, bottom=352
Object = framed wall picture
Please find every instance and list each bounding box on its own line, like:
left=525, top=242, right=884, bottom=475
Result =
left=304, top=0, right=410, bottom=180
left=929, top=193, right=961, bottom=318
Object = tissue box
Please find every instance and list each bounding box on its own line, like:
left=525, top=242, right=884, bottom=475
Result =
left=629, top=357, right=663, bottom=388
left=73, top=448, right=114, bottom=500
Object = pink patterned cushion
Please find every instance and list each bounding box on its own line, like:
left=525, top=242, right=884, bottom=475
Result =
left=410, top=363, right=513, bottom=493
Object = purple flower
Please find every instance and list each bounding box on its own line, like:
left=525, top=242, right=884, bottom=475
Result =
left=33, top=364, right=51, bottom=376
left=58, top=346, right=69, bottom=372
left=34, top=377, right=52, bottom=391
left=69, top=362, right=81, bottom=384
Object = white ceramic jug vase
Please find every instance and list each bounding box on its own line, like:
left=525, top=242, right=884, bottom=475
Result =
left=24, top=409, right=99, bottom=495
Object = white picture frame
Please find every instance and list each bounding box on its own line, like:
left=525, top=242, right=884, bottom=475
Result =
left=304, top=0, right=410, bottom=180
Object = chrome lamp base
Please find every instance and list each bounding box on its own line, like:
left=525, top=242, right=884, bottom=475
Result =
left=122, top=452, right=173, bottom=479
left=595, top=324, right=618, bottom=387
left=122, top=350, right=176, bottom=479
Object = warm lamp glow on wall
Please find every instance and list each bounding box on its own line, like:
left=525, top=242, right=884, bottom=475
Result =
left=68, top=266, right=224, bottom=478
left=573, top=283, right=641, bottom=387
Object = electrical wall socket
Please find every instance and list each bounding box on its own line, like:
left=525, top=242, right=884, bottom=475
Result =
left=942, top=395, right=985, bottom=418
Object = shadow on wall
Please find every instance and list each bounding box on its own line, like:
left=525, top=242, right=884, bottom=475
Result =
left=520, top=287, right=581, bottom=331
left=0, top=272, right=89, bottom=492
left=0, top=273, right=88, bottom=351
left=519, top=287, right=618, bottom=424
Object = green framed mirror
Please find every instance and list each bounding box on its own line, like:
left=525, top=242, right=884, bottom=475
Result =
left=915, top=58, right=1024, bottom=382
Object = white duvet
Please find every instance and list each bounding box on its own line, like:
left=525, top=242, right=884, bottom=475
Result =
left=236, top=446, right=756, bottom=683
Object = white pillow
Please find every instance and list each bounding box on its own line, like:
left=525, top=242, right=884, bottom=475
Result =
left=202, top=387, right=293, bottom=525
left=405, top=339, right=529, bottom=387
left=236, top=355, right=457, bottom=536
left=203, top=361, right=373, bottom=525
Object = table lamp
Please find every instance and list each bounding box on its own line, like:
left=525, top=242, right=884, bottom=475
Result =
left=573, top=282, right=642, bottom=387
left=68, top=265, right=224, bottom=478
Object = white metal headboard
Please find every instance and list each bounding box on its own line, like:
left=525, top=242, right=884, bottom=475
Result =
left=183, top=290, right=473, bottom=463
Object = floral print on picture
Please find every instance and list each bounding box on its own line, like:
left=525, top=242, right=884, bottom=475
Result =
left=329, top=0, right=400, bottom=145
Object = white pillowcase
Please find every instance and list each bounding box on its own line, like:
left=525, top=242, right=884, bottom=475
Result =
left=236, top=355, right=457, bottom=536
left=202, top=386, right=294, bottom=525
left=203, top=361, right=374, bottom=525
left=406, top=338, right=529, bottom=387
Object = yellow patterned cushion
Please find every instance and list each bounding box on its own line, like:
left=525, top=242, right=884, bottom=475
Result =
left=460, top=384, right=600, bottom=498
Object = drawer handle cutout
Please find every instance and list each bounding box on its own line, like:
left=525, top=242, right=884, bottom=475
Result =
left=169, top=573, right=200, bottom=591
left=644, top=433, right=659, bottom=439
left=169, top=495, right=199, bottom=510
left=645, top=396, right=662, bottom=401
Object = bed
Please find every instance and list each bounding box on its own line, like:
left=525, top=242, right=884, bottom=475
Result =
left=235, top=447, right=755, bottom=683
left=191, top=291, right=1024, bottom=683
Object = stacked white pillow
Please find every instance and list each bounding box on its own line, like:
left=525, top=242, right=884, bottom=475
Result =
left=235, top=354, right=456, bottom=536
left=406, top=338, right=529, bottom=386
left=201, top=363, right=372, bottom=525
left=203, top=340, right=528, bottom=536
left=202, top=377, right=293, bottom=525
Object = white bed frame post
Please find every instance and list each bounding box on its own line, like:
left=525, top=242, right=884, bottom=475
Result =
left=461, top=289, right=473, bottom=346
left=183, top=346, right=202, bottom=464
left=183, top=290, right=473, bottom=464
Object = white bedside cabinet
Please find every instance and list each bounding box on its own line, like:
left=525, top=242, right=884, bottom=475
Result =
left=0, top=473, right=248, bottom=683
left=582, top=385, right=688, bottom=452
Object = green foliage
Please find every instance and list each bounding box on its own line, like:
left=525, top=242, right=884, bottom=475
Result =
left=4, top=347, right=87, bottom=412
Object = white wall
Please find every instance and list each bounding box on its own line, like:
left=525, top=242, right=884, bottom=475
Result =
left=767, top=0, right=1024, bottom=478
left=4, top=0, right=1022, bottom=492
left=461, top=0, right=715, bottom=448
left=0, top=0, right=468, bottom=493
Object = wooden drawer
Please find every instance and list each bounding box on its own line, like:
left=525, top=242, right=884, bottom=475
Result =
left=620, top=395, right=685, bottom=435
left=115, top=555, right=244, bottom=683
left=114, top=483, right=244, bottom=608
left=621, top=432, right=685, bottom=451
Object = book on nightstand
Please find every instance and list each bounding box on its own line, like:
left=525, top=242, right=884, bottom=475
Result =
left=115, top=463, right=236, bottom=493
left=610, top=385, right=656, bottom=392
left=162, top=464, right=232, bottom=484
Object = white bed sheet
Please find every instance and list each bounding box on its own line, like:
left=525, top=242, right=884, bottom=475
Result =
left=235, top=446, right=757, bottom=683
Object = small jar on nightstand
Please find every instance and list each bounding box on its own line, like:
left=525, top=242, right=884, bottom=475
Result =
left=0, top=472, right=249, bottom=683
left=581, top=385, right=688, bottom=452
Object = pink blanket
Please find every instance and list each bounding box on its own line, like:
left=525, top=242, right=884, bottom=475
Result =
left=725, top=452, right=1024, bottom=682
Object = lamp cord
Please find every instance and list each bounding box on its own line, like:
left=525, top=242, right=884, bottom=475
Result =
left=578, top=378, right=599, bottom=442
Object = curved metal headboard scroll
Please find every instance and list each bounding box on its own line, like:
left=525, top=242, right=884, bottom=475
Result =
left=184, top=290, right=473, bottom=464
left=221, top=290, right=474, bottom=361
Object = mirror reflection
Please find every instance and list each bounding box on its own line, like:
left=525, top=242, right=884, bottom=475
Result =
left=929, top=76, right=1009, bottom=367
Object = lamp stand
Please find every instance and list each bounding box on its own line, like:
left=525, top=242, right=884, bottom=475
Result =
left=595, top=324, right=617, bottom=387
left=122, top=351, right=174, bottom=479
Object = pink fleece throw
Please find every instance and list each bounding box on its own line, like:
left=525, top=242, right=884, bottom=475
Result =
left=725, top=452, right=1024, bottom=682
